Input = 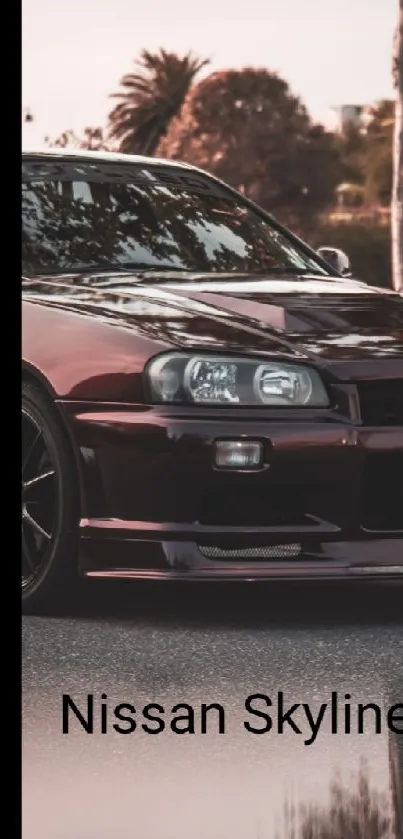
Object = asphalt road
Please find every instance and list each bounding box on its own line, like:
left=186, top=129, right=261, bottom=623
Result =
left=22, top=580, right=403, bottom=839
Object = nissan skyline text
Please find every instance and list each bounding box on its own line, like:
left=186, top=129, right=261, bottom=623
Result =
left=21, top=149, right=403, bottom=612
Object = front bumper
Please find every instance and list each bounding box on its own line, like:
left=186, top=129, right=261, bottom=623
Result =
left=60, top=402, right=403, bottom=581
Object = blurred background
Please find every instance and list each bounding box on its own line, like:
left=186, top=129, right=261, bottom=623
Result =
left=21, top=0, right=400, bottom=284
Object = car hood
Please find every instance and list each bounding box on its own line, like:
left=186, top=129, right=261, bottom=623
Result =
left=24, top=270, right=403, bottom=366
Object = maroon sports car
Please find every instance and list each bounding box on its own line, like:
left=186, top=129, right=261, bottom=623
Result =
left=22, top=149, right=403, bottom=612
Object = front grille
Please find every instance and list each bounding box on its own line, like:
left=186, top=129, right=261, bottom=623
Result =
left=360, top=452, right=403, bottom=532
left=198, top=544, right=302, bottom=560
left=357, top=379, right=403, bottom=426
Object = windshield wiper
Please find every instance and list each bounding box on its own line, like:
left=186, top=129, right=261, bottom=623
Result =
left=245, top=266, right=329, bottom=276
left=128, top=266, right=332, bottom=283
left=28, top=262, right=333, bottom=282
left=33, top=263, right=132, bottom=277
left=32, top=262, right=192, bottom=278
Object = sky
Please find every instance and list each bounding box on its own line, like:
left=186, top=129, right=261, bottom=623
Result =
left=22, top=0, right=397, bottom=146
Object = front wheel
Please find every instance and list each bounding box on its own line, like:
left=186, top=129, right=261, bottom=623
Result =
left=21, top=381, right=80, bottom=614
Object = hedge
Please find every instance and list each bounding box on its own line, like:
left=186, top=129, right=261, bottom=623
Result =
left=310, top=223, right=392, bottom=288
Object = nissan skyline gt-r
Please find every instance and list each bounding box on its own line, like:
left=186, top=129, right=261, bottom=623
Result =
left=21, top=149, right=403, bottom=613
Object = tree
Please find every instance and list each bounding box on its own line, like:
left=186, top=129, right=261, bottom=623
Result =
left=45, top=126, right=110, bottom=150
left=311, top=222, right=391, bottom=287
left=157, top=68, right=341, bottom=235
left=107, top=49, right=209, bottom=155
left=364, top=100, right=394, bottom=207
left=391, top=0, right=403, bottom=291
left=337, top=122, right=366, bottom=186
left=335, top=101, right=394, bottom=210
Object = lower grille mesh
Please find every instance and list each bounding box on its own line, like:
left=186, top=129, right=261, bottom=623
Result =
left=198, top=544, right=302, bottom=560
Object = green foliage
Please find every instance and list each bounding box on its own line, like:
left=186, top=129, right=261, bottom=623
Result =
left=312, top=222, right=392, bottom=287
left=363, top=100, right=394, bottom=206
left=107, top=49, right=209, bottom=155
left=158, top=68, right=341, bottom=233
left=337, top=124, right=366, bottom=185
left=336, top=100, right=394, bottom=207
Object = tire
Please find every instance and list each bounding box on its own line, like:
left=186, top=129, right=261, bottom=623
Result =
left=21, top=380, right=80, bottom=614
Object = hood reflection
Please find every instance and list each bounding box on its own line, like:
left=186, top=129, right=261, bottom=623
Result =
left=23, top=272, right=403, bottom=362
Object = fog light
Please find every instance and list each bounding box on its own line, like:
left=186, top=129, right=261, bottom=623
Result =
left=214, top=440, right=263, bottom=469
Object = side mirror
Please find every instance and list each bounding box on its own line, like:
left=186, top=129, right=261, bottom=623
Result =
left=317, top=247, right=352, bottom=277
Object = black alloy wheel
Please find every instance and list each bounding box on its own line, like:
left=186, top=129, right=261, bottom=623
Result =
left=21, top=380, right=79, bottom=613
left=22, top=407, right=58, bottom=590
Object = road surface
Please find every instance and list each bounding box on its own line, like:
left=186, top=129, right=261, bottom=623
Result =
left=22, top=580, right=403, bottom=839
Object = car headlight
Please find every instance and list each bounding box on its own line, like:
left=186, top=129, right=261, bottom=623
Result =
left=146, top=353, right=330, bottom=407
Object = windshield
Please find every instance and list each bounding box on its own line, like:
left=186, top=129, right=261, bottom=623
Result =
left=22, top=158, right=330, bottom=278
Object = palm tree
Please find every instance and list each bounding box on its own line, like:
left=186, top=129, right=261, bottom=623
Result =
left=107, top=49, right=209, bottom=155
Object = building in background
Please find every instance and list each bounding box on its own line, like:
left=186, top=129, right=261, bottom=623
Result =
left=333, top=104, right=371, bottom=133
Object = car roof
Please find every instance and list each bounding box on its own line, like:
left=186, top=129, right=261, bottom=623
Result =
left=21, top=147, right=195, bottom=170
